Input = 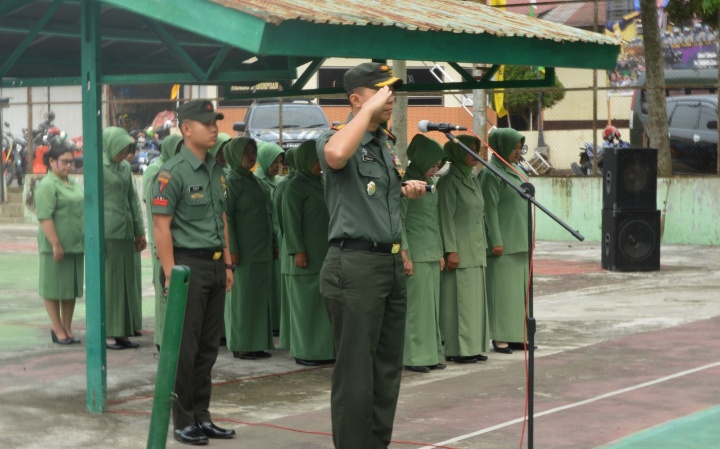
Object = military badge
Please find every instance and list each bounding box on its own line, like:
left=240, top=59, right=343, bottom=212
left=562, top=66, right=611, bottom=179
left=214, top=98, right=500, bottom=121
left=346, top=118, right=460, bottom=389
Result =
left=367, top=181, right=376, bottom=196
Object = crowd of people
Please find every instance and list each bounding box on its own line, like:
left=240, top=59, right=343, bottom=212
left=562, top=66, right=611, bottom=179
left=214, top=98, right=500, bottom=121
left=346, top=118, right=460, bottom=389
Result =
left=35, top=62, right=532, bottom=447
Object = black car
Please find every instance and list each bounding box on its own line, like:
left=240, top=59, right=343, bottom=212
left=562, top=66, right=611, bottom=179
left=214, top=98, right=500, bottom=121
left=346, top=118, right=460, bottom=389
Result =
left=233, top=100, right=331, bottom=151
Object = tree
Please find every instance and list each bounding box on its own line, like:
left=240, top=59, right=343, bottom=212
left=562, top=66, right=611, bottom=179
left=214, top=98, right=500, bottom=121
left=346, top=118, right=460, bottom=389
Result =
left=501, top=65, right=565, bottom=130
left=665, top=0, right=720, bottom=174
left=640, top=0, right=673, bottom=176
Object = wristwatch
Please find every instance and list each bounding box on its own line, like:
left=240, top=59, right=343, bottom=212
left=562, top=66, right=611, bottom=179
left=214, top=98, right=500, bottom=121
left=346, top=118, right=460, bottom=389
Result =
left=225, top=263, right=236, bottom=273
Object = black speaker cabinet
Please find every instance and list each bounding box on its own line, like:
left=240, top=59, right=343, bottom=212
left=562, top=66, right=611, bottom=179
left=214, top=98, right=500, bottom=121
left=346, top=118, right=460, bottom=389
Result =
left=601, top=209, right=661, bottom=272
left=603, top=147, right=657, bottom=211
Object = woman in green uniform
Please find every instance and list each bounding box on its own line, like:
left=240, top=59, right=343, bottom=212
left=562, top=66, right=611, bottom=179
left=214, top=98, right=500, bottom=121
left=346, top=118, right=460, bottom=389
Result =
left=102, top=126, right=146, bottom=350
left=437, top=134, right=489, bottom=363
left=282, top=140, right=334, bottom=365
left=35, top=144, right=84, bottom=345
left=143, top=133, right=182, bottom=350
left=400, top=134, right=447, bottom=372
left=224, top=137, right=275, bottom=360
left=479, top=128, right=529, bottom=354
left=254, top=141, right=284, bottom=333
left=209, top=132, right=231, bottom=168
left=273, top=146, right=297, bottom=349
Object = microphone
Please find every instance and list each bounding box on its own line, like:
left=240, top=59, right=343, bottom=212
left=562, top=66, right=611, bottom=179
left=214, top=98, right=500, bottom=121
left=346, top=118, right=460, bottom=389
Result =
left=402, top=181, right=436, bottom=193
left=418, top=120, right=467, bottom=133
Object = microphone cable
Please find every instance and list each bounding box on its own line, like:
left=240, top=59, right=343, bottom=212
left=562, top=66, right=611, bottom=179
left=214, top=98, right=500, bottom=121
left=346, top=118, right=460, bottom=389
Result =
left=469, top=130, right=538, bottom=449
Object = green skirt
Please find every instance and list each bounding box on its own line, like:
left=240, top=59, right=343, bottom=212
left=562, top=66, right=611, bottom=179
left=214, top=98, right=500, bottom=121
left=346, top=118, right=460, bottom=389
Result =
left=105, top=239, right=142, bottom=337
left=486, top=252, right=529, bottom=343
left=287, top=273, right=335, bottom=361
left=39, top=252, right=84, bottom=300
left=225, top=261, right=274, bottom=352
left=440, top=266, right=489, bottom=356
left=403, top=261, right=444, bottom=366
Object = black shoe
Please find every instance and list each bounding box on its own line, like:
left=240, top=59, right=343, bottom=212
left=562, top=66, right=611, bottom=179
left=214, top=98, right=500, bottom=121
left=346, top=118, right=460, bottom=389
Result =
left=446, top=355, right=477, bottom=364
left=51, top=330, right=72, bottom=345
left=68, top=336, right=81, bottom=344
left=252, top=350, right=272, bottom=358
left=233, top=351, right=257, bottom=360
left=197, top=421, right=235, bottom=439
left=492, top=341, right=513, bottom=354
left=295, top=358, right=321, bottom=366
left=133, top=330, right=143, bottom=337
left=428, top=363, right=447, bottom=370
left=405, top=365, right=430, bottom=373
left=509, top=342, right=538, bottom=350
left=174, top=425, right=208, bottom=445
left=118, top=338, right=140, bottom=349
left=106, top=339, right=125, bottom=350
left=475, top=354, right=488, bottom=361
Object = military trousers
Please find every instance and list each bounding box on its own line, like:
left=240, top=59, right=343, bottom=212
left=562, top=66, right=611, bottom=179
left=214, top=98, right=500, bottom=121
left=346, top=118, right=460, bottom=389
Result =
left=161, top=254, right=226, bottom=429
left=320, top=246, right=407, bottom=449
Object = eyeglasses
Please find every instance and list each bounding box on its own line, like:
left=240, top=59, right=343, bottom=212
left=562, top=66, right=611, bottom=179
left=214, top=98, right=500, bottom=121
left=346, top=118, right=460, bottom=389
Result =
left=57, top=159, right=75, bottom=166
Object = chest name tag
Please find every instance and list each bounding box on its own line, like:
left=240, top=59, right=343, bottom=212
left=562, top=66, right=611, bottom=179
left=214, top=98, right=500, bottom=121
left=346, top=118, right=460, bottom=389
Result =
left=188, top=185, right=203, bottom=193
left=361, top=148, right=375, bottom=162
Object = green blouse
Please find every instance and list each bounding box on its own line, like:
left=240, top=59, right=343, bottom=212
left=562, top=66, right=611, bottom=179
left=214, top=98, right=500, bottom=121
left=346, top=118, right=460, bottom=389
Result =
left=35, top=172, right=84, bottom=254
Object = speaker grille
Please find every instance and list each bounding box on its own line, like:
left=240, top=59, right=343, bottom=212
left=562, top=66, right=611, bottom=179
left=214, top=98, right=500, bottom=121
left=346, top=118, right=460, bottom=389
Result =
left=618, top=219, right=658, bottom=261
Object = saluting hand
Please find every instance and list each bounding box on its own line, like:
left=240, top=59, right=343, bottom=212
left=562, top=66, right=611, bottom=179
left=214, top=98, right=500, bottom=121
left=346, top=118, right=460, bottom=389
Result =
left=361, top=86, right=394, bottom=121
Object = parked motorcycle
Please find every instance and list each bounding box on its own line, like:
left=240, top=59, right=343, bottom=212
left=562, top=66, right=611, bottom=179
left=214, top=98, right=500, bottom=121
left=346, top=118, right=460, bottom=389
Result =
left=2, top=122, right=28, bottom=186
left=571, top=126, right=630, bottom=176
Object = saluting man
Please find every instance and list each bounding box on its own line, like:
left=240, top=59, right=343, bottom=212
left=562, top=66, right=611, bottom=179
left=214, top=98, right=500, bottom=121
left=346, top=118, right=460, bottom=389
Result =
left=152, top=99, right=236, bottom=446
left=317, top=62, right=426, bottom=449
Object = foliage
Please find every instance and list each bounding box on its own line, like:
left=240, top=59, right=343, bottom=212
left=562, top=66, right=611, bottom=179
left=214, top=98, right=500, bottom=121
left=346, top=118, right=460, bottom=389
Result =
left=502, top=66, right=565, bottom=115
left=665, top=0, right=720, bottom=27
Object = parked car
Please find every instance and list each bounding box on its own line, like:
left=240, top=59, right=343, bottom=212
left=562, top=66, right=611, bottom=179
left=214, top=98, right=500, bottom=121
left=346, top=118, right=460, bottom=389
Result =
left=232, top=100, right=331, bottom=151
left=665, top=95, right=718, bottom=173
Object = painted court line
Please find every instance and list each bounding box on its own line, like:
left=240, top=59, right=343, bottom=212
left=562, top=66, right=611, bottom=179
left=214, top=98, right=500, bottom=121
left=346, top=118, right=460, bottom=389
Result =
left=418, top=361, right=720, bottom=449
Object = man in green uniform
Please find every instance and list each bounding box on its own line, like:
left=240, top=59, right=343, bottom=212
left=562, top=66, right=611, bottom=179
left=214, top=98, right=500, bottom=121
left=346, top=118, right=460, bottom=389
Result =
left=152, top=100, right=236, bottom=445
left=317, top=62, right=426, bottom=449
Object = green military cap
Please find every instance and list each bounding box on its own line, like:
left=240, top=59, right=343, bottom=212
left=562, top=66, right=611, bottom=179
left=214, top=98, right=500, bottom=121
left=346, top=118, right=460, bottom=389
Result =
left=177, top=99, right=224, bottom=123
left=343, top=62, right=404, bottom=92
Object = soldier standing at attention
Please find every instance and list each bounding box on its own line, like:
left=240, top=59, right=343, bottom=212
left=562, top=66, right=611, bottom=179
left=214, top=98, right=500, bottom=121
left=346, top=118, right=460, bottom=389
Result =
left=317, top=62, right=426, bottom=449
left=152, top=99, right=236, bottom=445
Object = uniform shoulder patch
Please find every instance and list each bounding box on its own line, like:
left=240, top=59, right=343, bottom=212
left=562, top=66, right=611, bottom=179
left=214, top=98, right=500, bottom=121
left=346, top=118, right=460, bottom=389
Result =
left=157, top=170, right=173, bottom=194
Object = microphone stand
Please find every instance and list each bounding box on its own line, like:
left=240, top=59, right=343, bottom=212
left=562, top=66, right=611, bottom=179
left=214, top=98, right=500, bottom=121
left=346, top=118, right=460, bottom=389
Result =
left=443, top=132, right=585, bottom=449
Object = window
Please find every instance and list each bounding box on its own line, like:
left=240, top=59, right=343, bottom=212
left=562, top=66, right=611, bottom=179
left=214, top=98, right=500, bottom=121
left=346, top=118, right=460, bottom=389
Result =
left=699, top=105, right=716, bottom=130
left=317, top=67, right=444, bottom=106
left=669, top=104, right=700, bottom=130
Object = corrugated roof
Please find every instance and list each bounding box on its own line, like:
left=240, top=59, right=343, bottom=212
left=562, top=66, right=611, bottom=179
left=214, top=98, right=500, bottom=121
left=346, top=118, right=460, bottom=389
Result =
left=212, top=0, right=619, bottom=45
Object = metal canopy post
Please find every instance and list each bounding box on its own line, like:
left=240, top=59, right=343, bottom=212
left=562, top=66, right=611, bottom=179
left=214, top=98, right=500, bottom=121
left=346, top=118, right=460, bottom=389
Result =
left=81, top=0, right=107, bottom=413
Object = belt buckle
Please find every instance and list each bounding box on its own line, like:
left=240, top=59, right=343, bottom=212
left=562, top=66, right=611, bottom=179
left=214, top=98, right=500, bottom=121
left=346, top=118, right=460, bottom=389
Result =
left=213, top=251, right=222, bottom=260
left=391, top=243, right=400, bottom=254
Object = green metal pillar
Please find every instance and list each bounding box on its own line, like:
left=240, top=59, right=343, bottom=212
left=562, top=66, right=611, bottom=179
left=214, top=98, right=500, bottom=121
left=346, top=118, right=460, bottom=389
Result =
left=81, top=0, right=107, bottom=413
left=147, top=266, right=191, bottom=449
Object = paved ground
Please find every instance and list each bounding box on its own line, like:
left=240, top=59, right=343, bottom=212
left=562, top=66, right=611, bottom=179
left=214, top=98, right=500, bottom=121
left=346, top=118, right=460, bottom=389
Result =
left=0, top=223, right=718, bottom=449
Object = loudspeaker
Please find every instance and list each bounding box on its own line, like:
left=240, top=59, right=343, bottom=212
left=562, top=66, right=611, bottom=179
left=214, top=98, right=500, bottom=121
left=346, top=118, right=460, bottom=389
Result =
left=603, top=147, right=657, bottom=211
left=601, top=209, right=661, bottom=272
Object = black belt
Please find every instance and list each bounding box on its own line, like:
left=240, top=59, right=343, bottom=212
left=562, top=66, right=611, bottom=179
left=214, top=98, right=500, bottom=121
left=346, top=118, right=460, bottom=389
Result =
left=173, top=247, right=223, bottom=260
left=329, top=239, right=401, bottom=254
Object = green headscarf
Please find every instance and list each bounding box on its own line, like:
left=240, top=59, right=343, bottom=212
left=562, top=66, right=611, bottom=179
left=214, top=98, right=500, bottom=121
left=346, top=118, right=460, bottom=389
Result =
left=225, top=137, right=256, bottom=174
left=209, top=132, right=231, bottom=158
left=255, top=141, right=285, bottom=177
left=284, top=146, right=297, bottom=171
left=405, top=134, right=446, bottom=181
left=443, top=134, right=480, bottom=179
left=102, top=126, right=135, bottom=165
left=489, top=128, right=525, bottom=162
left=159, top=134, right=183, bottom=163
left=294, top=140, right=319, bottom=177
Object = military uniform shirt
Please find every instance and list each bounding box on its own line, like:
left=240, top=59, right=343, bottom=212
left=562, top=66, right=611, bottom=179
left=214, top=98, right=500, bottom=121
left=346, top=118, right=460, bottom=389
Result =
left=317, top=123, right=402, bottom=243
left=151, top=145, right=226, bottom=249
left=35, top=172, right=84, bottom=254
